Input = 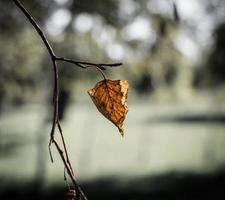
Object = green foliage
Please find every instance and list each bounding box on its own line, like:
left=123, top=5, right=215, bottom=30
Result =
left=194, top=23, right=225, bottom=88
left=207, top=24, right=225, bottom=85
left=1, top=0, right=225, bottom=109
left=69, top=0, right=119, bottom=26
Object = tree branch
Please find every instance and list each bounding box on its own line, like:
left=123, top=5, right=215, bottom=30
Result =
left=55, top=57, right=122, bottom=70
left=12, top=0, right=123, bottom=199
left=13, top=0, right=56, bottom=57
left=13, top=0, right=123, bottom=199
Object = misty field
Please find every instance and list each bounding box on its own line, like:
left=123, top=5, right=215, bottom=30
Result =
left=1, top=100, right=225, bottom=186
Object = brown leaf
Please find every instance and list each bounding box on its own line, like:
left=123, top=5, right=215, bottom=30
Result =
left=88, top=79, right=129, bottom=136
left=67, top=189, right=76, bottom=200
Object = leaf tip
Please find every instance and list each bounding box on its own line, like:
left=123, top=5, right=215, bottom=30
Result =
left=119, top=127, right=124, bottom=137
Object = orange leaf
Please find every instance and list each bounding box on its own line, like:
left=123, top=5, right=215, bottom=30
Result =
left=88, top=79, right=129, bottom=136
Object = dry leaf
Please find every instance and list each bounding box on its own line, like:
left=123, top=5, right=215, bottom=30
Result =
left=67, top=189, right=76, bottom=200
left=88, top=79, right=129, bottom=136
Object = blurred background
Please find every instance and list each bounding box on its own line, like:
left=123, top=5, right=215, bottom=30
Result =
left=1, top=0, right=225, bottom=199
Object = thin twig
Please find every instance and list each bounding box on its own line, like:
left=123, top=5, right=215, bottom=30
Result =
left=13, top=0, right=122, bottom=199
left=56, top=56, right=122, bottom=70
left=13, top=0, right=86, bottom=199
left=12, top=0, right=56, bottom=57
left=52, top=140, right=88, bottom=200
left=57, top=120, right=74, bottom=175
left=12, top=0, right=59, bottom=143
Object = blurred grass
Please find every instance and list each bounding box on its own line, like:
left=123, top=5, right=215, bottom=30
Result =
left=0, top=100, right=225, bottom=185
